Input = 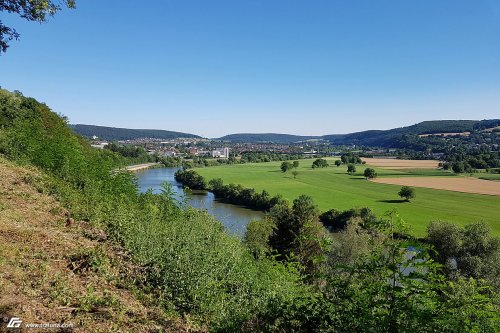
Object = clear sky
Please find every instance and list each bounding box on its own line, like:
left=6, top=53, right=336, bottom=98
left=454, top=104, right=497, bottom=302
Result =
left=1, top=0, right=499, bottom=137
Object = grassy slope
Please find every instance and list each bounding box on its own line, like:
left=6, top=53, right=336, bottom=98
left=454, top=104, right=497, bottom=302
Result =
left=195, top=159, right=500, bottom=236
left=0, top=158, right=189, bottom=332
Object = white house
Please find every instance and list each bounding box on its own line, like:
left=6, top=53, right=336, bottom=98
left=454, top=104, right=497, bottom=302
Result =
left=212, top=147, right=230, bottom=159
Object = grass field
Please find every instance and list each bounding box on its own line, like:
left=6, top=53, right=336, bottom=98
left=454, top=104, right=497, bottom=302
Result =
left=470, top=171, right=500, bottom=181
left=194, top=158, right=500, bottom=236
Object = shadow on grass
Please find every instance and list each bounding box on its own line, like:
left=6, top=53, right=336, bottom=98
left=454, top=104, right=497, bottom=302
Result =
left=377, top=199, right=407, bottom=204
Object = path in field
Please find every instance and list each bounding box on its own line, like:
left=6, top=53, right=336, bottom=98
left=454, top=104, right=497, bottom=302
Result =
left=372, top=177, right=500, bottom=196
left=362, top=158, right=440, bottom=169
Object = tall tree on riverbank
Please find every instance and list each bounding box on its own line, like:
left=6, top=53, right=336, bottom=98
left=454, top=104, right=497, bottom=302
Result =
left=268, top=195, right=326, bottom=275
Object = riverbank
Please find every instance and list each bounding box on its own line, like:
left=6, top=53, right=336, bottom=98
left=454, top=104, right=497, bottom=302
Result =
left=125, top=162, right=161, bottom=172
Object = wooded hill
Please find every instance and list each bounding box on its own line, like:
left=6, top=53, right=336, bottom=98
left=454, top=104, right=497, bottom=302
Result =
left=71, top=124, right=200, bottom=141
left=218, top=120, right=500, bottom=146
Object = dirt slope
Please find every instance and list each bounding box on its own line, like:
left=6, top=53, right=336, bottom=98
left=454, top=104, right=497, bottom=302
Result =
left=0, top=158, right=192, bottom=332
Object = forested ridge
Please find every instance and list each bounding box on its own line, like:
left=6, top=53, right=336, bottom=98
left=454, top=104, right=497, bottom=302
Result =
left=218, top=120, right=499, bottom=147
left=1, top=88, right=499, bottom=332
left=71, top=124, right=200, bottom=140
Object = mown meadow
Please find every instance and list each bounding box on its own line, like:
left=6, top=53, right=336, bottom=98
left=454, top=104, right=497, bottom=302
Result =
left=194, top=159, right=500, bottom=236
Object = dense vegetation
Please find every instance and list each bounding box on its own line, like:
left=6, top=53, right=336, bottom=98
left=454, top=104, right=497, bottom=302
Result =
left=1, top=88, right=499, bottom=332
left=241, top=151, right=309, bottom=163
left=71, top=124, right=200, bottom=141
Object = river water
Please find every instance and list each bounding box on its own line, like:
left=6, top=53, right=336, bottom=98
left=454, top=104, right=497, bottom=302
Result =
left=135, top=167, right=264, bottom=236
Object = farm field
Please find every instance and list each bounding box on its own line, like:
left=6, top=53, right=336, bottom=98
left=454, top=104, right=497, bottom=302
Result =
left=194, top=158, right=500, bottom=236
left=361, top=158, right=440, bottom=169
left=371, top=177, right=500, bottom=196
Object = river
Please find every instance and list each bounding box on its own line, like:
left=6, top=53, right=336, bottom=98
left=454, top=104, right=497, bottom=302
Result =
left=135, top=167, right=264, bottom=236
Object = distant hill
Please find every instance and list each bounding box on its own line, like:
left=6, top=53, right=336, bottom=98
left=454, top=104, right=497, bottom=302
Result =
left=323, top=120, right=487, bottom=147
left=218, top=133, right=319, bottom=143
left=71, top=124, right=201, bottom=141
left=219, top=120, right=499, bottom=147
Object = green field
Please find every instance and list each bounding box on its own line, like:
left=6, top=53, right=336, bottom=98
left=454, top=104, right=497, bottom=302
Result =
left=195, top=159, right=500, bottom=236
left=471, top=171, right=500, bottom=181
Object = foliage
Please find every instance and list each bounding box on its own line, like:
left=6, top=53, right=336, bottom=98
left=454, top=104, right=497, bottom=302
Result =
left=323, top=213, right=499, bottom=332
left=268, top=195, right=327, bottom=276
left=207, top=176, right=288, bottom=211
left=243, top=219, right=275, bottom=259
left=174, top=168, right=207, bottom=190
left=398, top=186, right=416, bottom=201
left=427, top=221, right=500, bottom=288
left=363, top=167, right=377, bottom=179
left=341, top=153, right=362, bottom=164
left=105, top=142, right=157, bottom=164
left=347, top=163, right=356, bottom=175
left=240, top=151, right=308, bottom=163
left=312, top=158, right=329, bottom=168
left=319, top=207, right=379, bottom=231
left=280, top=161, right=293, bottom=172
left=1, top=0, right=76, bottom=53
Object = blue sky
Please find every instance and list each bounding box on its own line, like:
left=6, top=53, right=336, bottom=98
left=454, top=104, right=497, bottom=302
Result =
left=1, top=0, right=499, bottom=137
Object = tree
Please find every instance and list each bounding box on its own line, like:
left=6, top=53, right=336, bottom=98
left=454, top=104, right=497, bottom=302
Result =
left=1, top=0, right=76, bottom=53
left=268, top=195, right=325, bottom=275
left=452, top=162, right=465, bottom=174
left=363, top=168, right=377, bottom=179
left=427, top=221, right=500, bottom=287
left=347, top=164, right=356, bottom=175
left=292, top=160, right=299, bottom=168
left=398, top=186, right=415, bottom=201
left=243, top=219, right=274, bottom=259
left=281, top=161, right=293, bottom=172
left=312, top=158, right=328, bottom=168
left=334, top=160, right=342, bottom=167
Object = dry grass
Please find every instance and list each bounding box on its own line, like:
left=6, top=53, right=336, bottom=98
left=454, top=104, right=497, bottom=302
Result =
left=371, top=176, right=500, bottom=196
left=362, top=158, right=440, bottom=169
left=0, top=158, right=193, bottom=332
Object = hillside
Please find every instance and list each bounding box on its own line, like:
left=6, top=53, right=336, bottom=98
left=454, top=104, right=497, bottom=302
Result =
left=0, top=158, right=188, bottom=332
left=71, top=124, right=201, bottom=141
left=323, top=120, right=482, bottom=147
left=220, top=120, right=500, bottom=146
left=218, top=133, right=319, bottom=143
